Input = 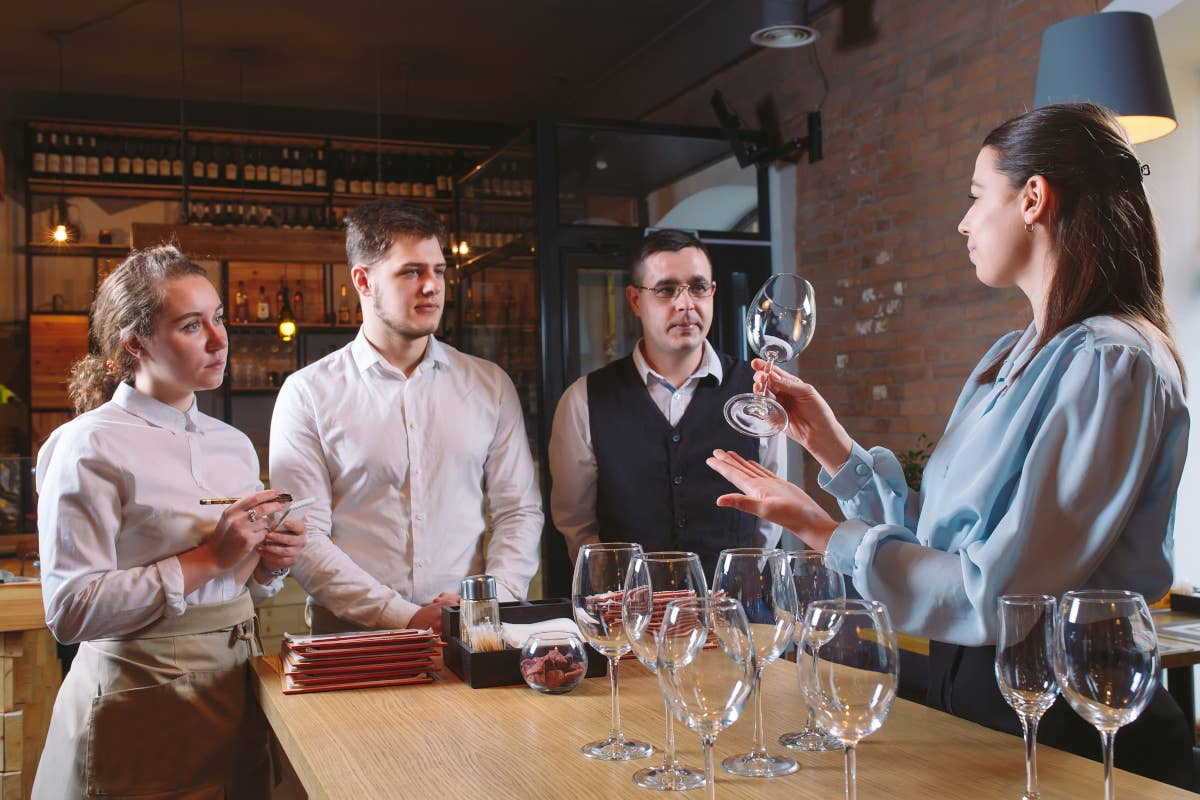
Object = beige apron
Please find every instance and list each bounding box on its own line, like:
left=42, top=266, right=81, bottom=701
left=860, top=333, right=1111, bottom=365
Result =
left=33, top=592, right=271, bottom=800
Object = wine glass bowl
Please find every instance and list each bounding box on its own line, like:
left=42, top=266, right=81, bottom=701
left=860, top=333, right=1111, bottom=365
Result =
left=724, top=274, right=816, bottom=438
left=572, top=542, right=653, bottom=761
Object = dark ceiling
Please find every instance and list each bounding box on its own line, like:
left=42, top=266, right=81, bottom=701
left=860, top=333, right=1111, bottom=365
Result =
left=0, top=0, right=839, bottom=128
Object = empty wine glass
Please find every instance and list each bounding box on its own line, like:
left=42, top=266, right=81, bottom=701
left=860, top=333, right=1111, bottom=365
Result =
left=1054, top=590, right=1158, bottom=800
left=798, top=599, right=899, bottom=800
left=657, top=596, right=756, bottom=800
left=712, top=548, right=798, bottom=777
left=724, top=273, right=816, bottom=438
left=623, top=551, right=709, bottom=791
left=572, top=542, right=653, bottom=761
left=995, top=594, right=1058, bottom=800
left=779, top=550, right=846, bottom=752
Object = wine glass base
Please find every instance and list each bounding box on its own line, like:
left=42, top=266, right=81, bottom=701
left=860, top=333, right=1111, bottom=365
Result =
left=720, top=752, right=799, bottom=778
left=723, top=393, right=787, bottom=438
left=580, top=737, right=654, bottom=762
left=778, top=729, right=843, bottom=752
left=632, top=764, right=707, bottom=791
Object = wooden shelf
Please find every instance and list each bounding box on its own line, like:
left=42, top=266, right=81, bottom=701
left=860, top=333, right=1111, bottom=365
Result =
left=25, top=243, right=129, bottom=257
left=457, top=196, right=534, bottom=210
left=332, top=192, right=452, bottom=209
left=29, top=177, right=334, bottom=205
left=132, top=222, right=346, bottom=263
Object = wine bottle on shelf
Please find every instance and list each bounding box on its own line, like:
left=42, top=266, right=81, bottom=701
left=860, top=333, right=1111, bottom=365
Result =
left=385, top=154, right=399, bottom=196
left=315, top=148, right=328, bottom=190
left=275, top=278, right=286, bottom=313
left=279, top=146, right=292, bottom=188
left=169, top=142, right=183, bottom=179
left=235, top=203, right=247, bottom=226
left=332, top=151, right=347, bottom=194
left=268, top=147, right=282, bottom=186
left=117, top=141, right=133, bottom=180
left=84, top=135, right=100, bottom=178
left=302, top=148, right=315, bottom=188
left=205, top=144, right=219, bottom=183
left=422, top=157, right=437, bottom=200
left=233, top=281, right=249, bottom=324
left=46, top=132, right=62, bottom=175
left=145, top=141, right=160, bottom=179
left=397, top=153, right=413, bottom=198
left=242, top=145, right=256, bottom=186
left=190, top=143, right=205, bottom=183
left=223, top=145, right=238, bottom=184
left=31, top=132, right=47, bottom=173
left=292, top=285, right=305, bottom=321
left=264, top=207, right=278, bottom=228
left=99, top=137, right=116, bottom=179
left=337, top=283, right=351, bottom=325
left=255, top=147, right=269, bottom=185
left=347, top=153, right=362, bottom=195
left=156, top=141, right=170, bottom=180
left=372, top=154, right=386, bottom=196
left=256, top=285, right=272, bottom=322
left=290, top=148, right=303, bottom=187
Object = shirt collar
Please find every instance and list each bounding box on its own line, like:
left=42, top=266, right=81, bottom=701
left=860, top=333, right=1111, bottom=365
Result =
left=350, top=328, right=450, bottom=378
left=112, top=381, right=200, bottom=433
left=631, top=339, right=724, bottom=391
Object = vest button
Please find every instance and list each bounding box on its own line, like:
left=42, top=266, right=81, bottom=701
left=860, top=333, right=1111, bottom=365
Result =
left=671, top=433, right=681, bottom=443
left=676, top=519, right=686, bottom=528
left=672, top=475, right=683, bottom=485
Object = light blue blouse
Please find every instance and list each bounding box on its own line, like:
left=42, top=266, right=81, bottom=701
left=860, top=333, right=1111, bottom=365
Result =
left=822, top=315, right=1189, bottom=646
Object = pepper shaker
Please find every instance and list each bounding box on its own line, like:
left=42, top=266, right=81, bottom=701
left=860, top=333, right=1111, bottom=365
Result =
left=459, top=574, right=503, bottom=652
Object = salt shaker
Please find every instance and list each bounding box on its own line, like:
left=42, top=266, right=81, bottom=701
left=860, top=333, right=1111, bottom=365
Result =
left=459, top=574, right=503, bottom=652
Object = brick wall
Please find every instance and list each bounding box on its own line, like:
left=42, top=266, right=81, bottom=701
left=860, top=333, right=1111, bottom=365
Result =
left=646, top=0, right=1093, bottom=497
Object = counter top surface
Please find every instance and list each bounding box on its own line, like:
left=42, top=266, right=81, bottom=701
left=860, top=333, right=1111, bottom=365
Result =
left=251, top=653, right=1196, bottom=800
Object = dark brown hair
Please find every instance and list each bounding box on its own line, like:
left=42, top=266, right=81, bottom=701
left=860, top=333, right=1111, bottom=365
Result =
left=344, top=199, right=446, bottom=268
left=67, top=245, right=208, bottom=414
left=976, top=102, right=1183, bottom=385
left=630, top=229, right=711, bottom=285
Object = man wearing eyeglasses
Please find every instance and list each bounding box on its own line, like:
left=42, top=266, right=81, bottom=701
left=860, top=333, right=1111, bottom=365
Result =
left=549, top=229, right=784, bottom=578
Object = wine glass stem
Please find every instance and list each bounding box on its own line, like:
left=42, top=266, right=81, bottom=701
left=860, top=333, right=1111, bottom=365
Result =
left=1100, top=728, right=1117, bottom=800
left=750, top=667, right=767, bottom=757
left=752, top=354, right=778, bottom=409
left=607, top=656, right=623, bottom=743
left=702, top=734, right=718, bottom=800
left=844, top=742, right=857, bottom=800
left=1020, top=714, right=1041, bottom=799
left=662, top=695, right=677, bottom=771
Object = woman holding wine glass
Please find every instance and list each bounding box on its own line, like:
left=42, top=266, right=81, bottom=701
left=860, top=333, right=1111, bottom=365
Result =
left=705, top=103, right=1192, bottom=789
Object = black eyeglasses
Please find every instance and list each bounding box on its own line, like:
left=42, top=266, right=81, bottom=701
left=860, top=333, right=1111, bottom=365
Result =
left=633, top=281, right=716, bottom=301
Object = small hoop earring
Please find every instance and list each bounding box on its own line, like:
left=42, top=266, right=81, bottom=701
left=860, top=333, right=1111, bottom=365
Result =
left=1025, top=222, right=1034, bottom=232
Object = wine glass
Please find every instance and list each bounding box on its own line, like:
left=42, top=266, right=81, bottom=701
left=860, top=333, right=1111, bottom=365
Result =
left=572, top=542, right=653, bottom=761
left=656, top=596, right=756, bottom=800
left=995, top=594, right=1058, bottom=800
left=711, top=548, right=799, bottom=777
left=623, top=551, right=709, bottom=791
left=798, top=599, right=898, bottom=800
left=778, top=550, right=846, bottom=752
left=1054, top=590, right=1158, bottom=800
left=724, top=274, right=816, bottom=438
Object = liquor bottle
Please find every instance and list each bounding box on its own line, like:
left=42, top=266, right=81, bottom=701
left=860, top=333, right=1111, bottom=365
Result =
left=31, top=132, right=47, bottom=173
left=385, top=154, right=399, bottom=196
left=85, top=136, right=100, bottom=178
left=100, top=137, right=116, bottom=178
left=130, top=141, right=145, bottom=178
left=191, top=143, right=205, bottom=183
left=156, top=141, right=171, bottom=180
left=145, top=141, right=160, bottom=179
left=275, top=278, right=286, bottom=313
left=337, top=283, right=351, bottom=325
left=169, top=143, right=184, bottom=179
left=423, top=157, right=437, bottom=199
left=235, top=203, right=247, bottom=226
left=372, top=154, right=385, bottom=196
left=62, top=134, right=79, bottom=176
left=255, top=147, right=268, bottom=184
left=315, top=148, right=327, bottom=189
left=264, top=206, right=279, bottom=228
left=290, top=148, right=303, bottom=187
left=233, top=281, right=249, bottom=323
left=224, top=145, right=238, bottom=183
left=242, top=145, right=256, bottom=185
left=292, top=285, right=305, bottom=322
left=205, top=144, right=219, bottom=183
left=279, top=146, right=292, bottom=188
left=397, top=153, right=412, bottom=198
left=302, top=148, right=315, bottom=188
left=332, top=151, right=347, bottom=194
left=46, top=132, right=62, bottom=174
left=117, top=141, right=133, bottom=180
left=256, top=285, right=272, bottom=321
left=347, top=153, right=362, bottom=195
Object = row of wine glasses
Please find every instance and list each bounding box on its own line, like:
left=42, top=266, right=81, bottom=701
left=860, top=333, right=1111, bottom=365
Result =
left=996, top=590, right=1160, bottom=800
left=573, top=543, right=899, bottom=798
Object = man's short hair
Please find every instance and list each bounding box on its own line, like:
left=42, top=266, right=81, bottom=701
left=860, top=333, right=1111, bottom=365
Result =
left=344, top=199, right=447, bottom=268
left=630, top=229, right=711, bottom=284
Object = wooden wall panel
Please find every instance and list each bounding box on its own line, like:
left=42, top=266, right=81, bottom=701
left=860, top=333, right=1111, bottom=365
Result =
left=28, top=316, right=88, bottom=410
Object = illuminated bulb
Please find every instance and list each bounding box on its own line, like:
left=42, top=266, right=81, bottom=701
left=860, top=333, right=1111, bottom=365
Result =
left=278, top=318, right=296, bottom=342
left=52, top=224, right=69, bottom=243
left=458, top=241, right=470, bottom=256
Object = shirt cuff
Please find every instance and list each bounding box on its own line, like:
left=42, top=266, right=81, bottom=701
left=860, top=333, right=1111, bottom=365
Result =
left=155, top=556, right=187, bottom=617
left=376, top=594, right=421, bottom=630
left=817, top=441, right=875, bottom=501
left=248, top=572, right=285, bottom=604
left=824, top=519, right=872, bottom=575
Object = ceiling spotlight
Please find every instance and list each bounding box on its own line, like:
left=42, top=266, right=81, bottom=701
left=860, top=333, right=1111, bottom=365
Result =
left=751, top=0, right=820, bottom=48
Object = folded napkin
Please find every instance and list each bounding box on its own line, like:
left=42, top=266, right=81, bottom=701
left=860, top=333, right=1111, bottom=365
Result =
left=500, top=618, right=582, bottom=649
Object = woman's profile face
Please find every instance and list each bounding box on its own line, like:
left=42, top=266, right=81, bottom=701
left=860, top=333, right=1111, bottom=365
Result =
left=134, top=274, right=228, bottom=394
left=957, top=147, right=1034, bottom=289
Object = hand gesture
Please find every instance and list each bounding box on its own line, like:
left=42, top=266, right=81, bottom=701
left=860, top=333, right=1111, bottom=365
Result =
left=205, top=490, right=287, bottom=571
left=707, top=448, right=838, bottom=551
left=257, top=518, right=307, bottom=575
left=752, top=358, right=852, bottom=474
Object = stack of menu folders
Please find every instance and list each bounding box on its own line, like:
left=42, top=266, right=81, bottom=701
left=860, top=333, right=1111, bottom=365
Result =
left=280, top=629, right=441, bottom=694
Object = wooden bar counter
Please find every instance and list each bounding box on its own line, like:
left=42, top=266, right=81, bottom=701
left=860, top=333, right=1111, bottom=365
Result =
left=252, top=654, right=1197, bottom=799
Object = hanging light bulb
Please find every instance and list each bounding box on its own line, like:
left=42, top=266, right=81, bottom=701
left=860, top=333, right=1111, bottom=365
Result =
left=277, top=273, right=296, bottom=342
left=48, top=198, right=78, bottom=245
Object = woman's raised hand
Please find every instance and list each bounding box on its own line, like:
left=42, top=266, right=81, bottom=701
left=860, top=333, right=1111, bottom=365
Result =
left=206, top=490, right=287, bottom=570
left=706, top=449, right=838, bottom=551
left=753, top=359, right=853, bottom=474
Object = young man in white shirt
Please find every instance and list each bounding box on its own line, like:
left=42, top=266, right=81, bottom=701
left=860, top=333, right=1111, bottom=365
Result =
left=270, top=200, right=543, bottom=634
left=548, top=229, right=784, bottom=580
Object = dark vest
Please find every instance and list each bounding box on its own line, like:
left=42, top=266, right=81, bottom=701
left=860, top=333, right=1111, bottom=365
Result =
left=587, top=352, right=760, bottom=579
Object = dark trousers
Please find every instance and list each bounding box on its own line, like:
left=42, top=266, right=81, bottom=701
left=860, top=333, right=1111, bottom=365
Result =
left=928, top=641, right=1194, bottom=790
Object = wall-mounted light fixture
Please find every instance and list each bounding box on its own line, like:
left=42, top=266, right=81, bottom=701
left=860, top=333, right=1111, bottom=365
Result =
left=1035, top=11, right=1176, bottom=144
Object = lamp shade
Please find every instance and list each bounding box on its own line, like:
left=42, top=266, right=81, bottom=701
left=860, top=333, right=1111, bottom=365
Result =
left=1034, top=11, right=1176, bottom=144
